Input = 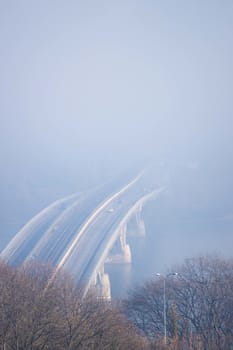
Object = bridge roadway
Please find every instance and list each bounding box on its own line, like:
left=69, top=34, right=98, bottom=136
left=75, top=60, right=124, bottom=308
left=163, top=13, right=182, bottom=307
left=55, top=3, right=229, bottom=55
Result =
left=0, top=175, right=135, bottom=266
left=61, top=184, right=162, bottom=297
left=0, top=171, right=164, bottom=296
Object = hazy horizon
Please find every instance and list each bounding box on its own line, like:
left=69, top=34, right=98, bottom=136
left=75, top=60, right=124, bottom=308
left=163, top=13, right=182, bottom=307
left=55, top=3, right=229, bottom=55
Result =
left=1, top=1, right=233, bottom=275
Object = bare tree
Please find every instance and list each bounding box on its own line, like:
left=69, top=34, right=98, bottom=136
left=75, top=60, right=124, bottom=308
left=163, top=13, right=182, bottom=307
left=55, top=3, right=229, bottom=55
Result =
left=173, top=255, right=233, bottom=349
left=123, top=255, right=233, bottom=350
left=0, top=261, right=147, bottom=350
left=0, top=262, right=17, bottom=350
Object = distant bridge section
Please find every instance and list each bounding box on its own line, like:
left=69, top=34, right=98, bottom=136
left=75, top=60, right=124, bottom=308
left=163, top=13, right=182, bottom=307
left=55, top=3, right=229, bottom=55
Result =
left=0, top=170, right=165, bottom=299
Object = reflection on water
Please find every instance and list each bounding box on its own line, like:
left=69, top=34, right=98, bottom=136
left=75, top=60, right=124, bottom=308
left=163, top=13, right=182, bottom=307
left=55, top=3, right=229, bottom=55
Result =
left=105, top=264, right=132, bottom=298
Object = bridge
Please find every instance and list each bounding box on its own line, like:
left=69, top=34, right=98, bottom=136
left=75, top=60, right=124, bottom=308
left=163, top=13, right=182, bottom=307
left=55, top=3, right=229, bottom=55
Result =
left=0, top=171, right=165, bottom=299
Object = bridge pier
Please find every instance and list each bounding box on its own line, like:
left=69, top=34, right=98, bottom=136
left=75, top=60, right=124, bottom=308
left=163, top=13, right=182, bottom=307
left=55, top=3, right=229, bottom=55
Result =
left=93, top=265, right=111, bottom=300
left=105, top=224, right=132, bottom=264
left=127, top=205, right=146, bottom=237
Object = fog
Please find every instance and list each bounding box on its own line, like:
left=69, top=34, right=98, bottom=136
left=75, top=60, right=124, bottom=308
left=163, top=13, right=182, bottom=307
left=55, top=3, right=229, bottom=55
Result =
left=1, top=0, right=233, bottom=273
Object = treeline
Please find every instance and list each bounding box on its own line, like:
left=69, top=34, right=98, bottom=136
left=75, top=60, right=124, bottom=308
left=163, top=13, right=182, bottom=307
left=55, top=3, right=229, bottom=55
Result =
left=123, top=255, right=233, bottom=350
left=0, top=256, right=233, bottom=349
left=0, top=262, right=145, bottom=350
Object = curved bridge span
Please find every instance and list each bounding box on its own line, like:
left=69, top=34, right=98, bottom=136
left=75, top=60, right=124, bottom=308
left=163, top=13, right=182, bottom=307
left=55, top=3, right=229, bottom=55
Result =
left=1, top=171, right=165, bottom=298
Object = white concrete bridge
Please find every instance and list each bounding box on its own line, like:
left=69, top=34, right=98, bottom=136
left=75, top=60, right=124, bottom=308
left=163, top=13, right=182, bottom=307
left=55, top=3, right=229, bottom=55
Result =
left=0, top=171, right=165, bottom=299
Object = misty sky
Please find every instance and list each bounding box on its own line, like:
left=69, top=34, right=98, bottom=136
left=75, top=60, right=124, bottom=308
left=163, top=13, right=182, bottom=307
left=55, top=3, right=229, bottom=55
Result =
left=1, top=1, right=233, bottom=250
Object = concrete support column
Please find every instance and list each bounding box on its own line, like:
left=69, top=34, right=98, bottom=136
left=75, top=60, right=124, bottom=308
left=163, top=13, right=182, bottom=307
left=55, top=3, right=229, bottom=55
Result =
left=94, top=265, right=111, bottom=300
left=127, top=206, right=146, bottom=237
left=106, top=224, right=132, bottom=264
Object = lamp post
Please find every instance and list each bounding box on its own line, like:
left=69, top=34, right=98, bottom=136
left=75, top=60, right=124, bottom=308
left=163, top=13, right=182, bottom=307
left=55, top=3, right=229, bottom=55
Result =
left=156, top=272, right=178, bottom=345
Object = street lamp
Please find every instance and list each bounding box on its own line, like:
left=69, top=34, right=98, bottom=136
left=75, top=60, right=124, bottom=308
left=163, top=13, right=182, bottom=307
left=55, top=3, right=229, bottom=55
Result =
left=155, top=272, right=178, bottom=345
